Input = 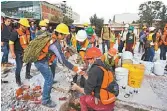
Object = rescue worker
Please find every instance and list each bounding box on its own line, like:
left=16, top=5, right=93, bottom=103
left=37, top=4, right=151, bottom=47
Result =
left=92, top=25, right=99, bottom=47
left=71, top=47, right=115, bottom=111
left=160, top=24, right=167, bottom=60
left=110, top=28, right=116, bottom=48
left=1, top=16, right=13, bottom=67
left=101, top=48, right=119, bottom=71
left=101, top=24, right=111, bottom=53
left=9, top=18, right=32, bottom=86
left=118, top=24, right=129, bottom=53
left=36, top=20, right=48, bottom=36
left=138, top=26, right=147, bottom=53
left=83, top=22, right=89, bottom=29
left=30, top=21, right=36, bottom=40
left=34, top=23, right=83, bottom=108
left=86, top=27, right=96, bottom=47
left=125, top=26, right=136, bottom=54
left=69, top=25, right=77, bottom=48
left=142, top=27, right=156, bottom=61
left=76, top=30, right=90, bottom=60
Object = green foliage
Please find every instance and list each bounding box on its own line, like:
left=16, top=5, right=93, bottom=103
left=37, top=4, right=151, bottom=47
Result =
left=90, top=14, right=104, bottom=37
left=62, top=16, right=74, bottom=26
left=138, top=1, right=167, bottom=29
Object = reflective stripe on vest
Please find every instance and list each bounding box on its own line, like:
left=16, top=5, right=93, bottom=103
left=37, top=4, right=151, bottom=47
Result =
left=104, top=53, right=115, bottom=67
left=16, top=29, right=30, bottom=49
left=147, top=33, right=154, bottom=41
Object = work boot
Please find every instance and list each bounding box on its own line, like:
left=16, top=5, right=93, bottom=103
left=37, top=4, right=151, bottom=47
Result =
left=25, top=73, right=33, bottom=79
left=42, top=100, right=56, bottom=108
left=16, top=76, right=22, bottom=86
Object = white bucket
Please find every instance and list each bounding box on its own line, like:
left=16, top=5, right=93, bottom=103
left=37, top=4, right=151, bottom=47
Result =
left=122, top=51, right=133, bottom=60
left=115, top=67, right=129, bottom=87
left=141, top=61, right=154, bottom=75
left=153, top=60, right=166, bottom=76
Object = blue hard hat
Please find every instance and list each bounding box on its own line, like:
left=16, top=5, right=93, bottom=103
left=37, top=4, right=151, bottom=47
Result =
left=70, top=25, right=76, bottom=29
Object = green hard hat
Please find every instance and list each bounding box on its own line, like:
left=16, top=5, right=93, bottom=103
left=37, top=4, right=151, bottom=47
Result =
left=86, top=27, right=94, bottom=35
left=128, top=26, right=134, bottom=31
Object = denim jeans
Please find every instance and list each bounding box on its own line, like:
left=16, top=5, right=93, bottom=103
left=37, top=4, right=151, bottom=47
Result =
left=1, top=42, right=9, bottom=63
left=118, top=40, right=125, bottom=53
left=15, top=53, right=31, bottom=80
left=146, top=47, right=155, bottom=62
left=102, top=40, right=110, bottom=53
left=34, top=58, right=53, bottom=104
left=160, top=45, right=167, bottom=60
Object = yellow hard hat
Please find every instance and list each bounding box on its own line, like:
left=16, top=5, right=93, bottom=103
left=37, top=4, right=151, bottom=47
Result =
left=83, top=22, right=88, bottom=27
left=54, top=23, right=70, bottom=35
left=39, top=20, right=47, bottom=27
left=143, top=26, right=147, bottom=29
left=44, top=19, right=49, bottom=24
left=18, top=18, right=30, bottom=27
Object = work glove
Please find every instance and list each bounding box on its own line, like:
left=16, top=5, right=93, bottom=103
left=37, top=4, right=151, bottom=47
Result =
left=73, top=66, right=85, bottom=75
left=94, top=97, right=100, bottom=105
left=71, top=82, right=80, bottom=91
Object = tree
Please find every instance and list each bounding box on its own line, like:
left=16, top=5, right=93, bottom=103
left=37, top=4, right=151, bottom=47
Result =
left=138, top=1, right=167, bottom=28
left=90, top=14, right=104, bottom=37
left=50, top=15, right=62, bottom=23
left=62, top=16, right=74, bottom=26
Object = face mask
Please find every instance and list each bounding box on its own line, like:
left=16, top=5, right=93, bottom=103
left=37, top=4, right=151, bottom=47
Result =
left=41, top=27, right=46, bottom=31
left=129, top=30, right=132, bottom=33
left=125, top=28, right=128, bottom=31
left=108, top=55, right=112, bottom=59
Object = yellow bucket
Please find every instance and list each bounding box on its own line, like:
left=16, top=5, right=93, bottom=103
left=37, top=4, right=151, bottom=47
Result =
left=122, top=64, right=145, bottom=88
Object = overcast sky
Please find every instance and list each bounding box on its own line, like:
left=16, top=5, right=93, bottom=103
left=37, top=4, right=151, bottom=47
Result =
left=49, top=0, right=167, bottom=23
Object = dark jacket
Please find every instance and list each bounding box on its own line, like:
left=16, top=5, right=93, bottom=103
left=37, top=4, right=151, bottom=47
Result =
left=84, top=59, right=107, bottom=99
left=1, top=24, right=12, bottom=42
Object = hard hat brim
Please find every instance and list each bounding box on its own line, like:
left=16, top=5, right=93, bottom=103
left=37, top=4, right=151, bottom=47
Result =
left=54, top=29, right=70, bottom=35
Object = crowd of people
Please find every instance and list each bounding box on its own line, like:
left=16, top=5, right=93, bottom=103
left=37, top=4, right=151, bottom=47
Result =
left=1, top=12, right=167, bottom=110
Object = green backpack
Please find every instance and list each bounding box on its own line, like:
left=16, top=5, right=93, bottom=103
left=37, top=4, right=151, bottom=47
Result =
left=23, top=32, right=51, bottom=63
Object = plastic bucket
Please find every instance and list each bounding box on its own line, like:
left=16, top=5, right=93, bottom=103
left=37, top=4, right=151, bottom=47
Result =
left=122, top=59, right=133, bottom=65
left=153, top=60, right=166, bottom=76
left=141, top=61, right=154, bottom=75
left=115, top=67, right=129, bottom=87
left=123, top=64, right=145, bottom=88
left=122, top=51, right=133, bottom=60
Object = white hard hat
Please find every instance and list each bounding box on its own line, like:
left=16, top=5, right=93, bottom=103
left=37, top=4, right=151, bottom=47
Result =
left=1, top=12, right=5, bottom=17
left=124, top=24, right=129, bottom=28
left=111, top=28, right=115, bottom=31
left=150, top=42, right=154, bottom=45
left=76, top=30, right=87, bottom=42
left=149, top=27, right=155, bottom=31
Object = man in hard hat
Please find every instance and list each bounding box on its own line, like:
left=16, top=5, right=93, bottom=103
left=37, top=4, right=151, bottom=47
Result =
left=36, top=20, right=48, bottom=36
left=76, top=30, right=90, bottom=60
left=67, top=25, right=77, bottom=48
left=83, top=22, right=88, bottom=29
left=118, top=24, right=129, bottom=53
left=101, top=25, right=111, bottom=53
left=101, top=48, right=119, bottom=71
left=110, top=28, right=116, bottom=48
left=86, top=27, right=96, bottom=47
left=138, top=26, right=147, bottom=53
left=125, top=26, right=136, bottom=54
left=71, top=47, right=116, bottom=111
left=9, top=18, right=32, bottom=86
left=1, top=15, right=13, bottom=67
left=34, top=23, right=83, bottom=108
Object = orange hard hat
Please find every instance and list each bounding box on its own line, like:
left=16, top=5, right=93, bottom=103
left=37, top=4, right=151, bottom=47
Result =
left=85, top=47, right=102, bottom=59
left=108, top=48, right=117, bottom=56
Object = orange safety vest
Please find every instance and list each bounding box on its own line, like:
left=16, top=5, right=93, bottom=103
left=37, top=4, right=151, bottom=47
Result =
left=16, top=29, right=30, bottom=49
left=92, top=66, right=116, bottom=105
left=38, top=38, right=57, bottom=65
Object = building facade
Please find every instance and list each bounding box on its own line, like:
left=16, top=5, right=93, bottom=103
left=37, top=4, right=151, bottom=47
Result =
left=72, top=11, right=80, bottom=23
left=1, top=1, right=63, bottom=22
left=55, top=3, right=73, bottom=19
